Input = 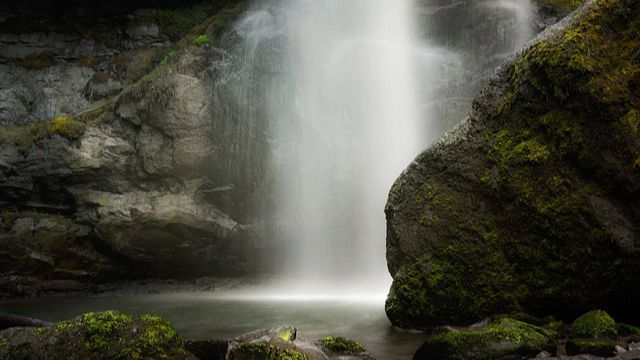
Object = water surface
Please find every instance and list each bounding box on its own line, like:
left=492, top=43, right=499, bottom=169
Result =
left=0, top=291, right=427, bottom=359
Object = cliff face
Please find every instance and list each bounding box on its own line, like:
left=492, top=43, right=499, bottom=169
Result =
left=0, top=2, right=271, bottom=295
left=386, top=0, right=640, bottom=329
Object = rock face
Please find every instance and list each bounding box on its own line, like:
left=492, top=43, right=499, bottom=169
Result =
left=386, top=0, right=640, bottom=330
left=0, top=2, right=269, bottom=295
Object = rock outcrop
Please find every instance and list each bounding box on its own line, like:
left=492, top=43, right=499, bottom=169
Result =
left=386, top=0, right=640, bottom=330
left=0, top=2, right=269, bottom=295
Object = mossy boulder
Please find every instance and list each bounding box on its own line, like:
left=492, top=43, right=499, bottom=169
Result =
left=386, top=0, right=640, bottom=330
left=227, top=342, right=307, bottom=360
left=0, top=311, right=194, bottom=360
left=571, top=310, right=618, bottom=338
left=413, top=318, right=556, bottom=360
left=317, top=336, right=366, bottom=355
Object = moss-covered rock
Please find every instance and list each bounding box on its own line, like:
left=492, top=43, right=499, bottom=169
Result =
left=317, top=336, right=365, bottom=354
left=0, top=311, right=194, bottom=359
left=227, top=342, right=307, bottom=360
left=535, top=0, right=589, bottom=17
left=617, top=323, right=640, bottom=337
left=413, top=318, right=556, bottom=360
left=571, top=310, right=618, bottom=338
left=386, top=0, right=640, bottom=329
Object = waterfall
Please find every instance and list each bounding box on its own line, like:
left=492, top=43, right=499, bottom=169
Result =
left=216, top=0, right=535, bottom=296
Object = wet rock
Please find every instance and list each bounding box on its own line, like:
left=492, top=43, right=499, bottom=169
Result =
left=385, top=0, right=640, bottom=329
left=413, top=317, right=556, bottom=360
left=566, top=338, right=626, bottom=357
left=0, top=3, right=265, bottom=288
left=0, top=312, right=53, bottom=331
left=0, top=311, right=194, bottom=360
left=227, top=327, right=373, bottom=360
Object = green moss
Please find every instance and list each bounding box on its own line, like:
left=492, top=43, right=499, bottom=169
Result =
left=0, top=115, right=87, bottom=153
left=417, top=318, right=556, bottom=360
left=228, top=342, right=307, bottom=360
left=1, top=311, right=191, bottom=360
left=318, top=337, right=365, bottom=354
left=82, top=311, right=134, bottom=351
left=389, top=0, right=640, bottom=332
left=193, top=34, right=211, bottom=46
left=572, top=310, right=618, bottom=338
left=386, top=238, right=522, bottom=327
left=277, top=329, right=294, bottom=342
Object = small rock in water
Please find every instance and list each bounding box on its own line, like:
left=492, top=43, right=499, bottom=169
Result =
left=616, top=345, right=628, bottom=354
left=535, top=350, right=552, bottom=358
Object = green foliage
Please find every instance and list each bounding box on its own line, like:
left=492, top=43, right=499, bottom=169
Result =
left=159, top=50, right=176, bottom=67
left=228, top=342, right=307, bottom=360
left=571, top=310, right=618, bottom=338
left=318, top=337, right=365, bottom=353
left=193, top=34, right=211, bottom=46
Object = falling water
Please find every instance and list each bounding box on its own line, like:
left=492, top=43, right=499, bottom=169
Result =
left=267, top=0, right=428, bottom=294
left=216, top=0, right=535, bottom=296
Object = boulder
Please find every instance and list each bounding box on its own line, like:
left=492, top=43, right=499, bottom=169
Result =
left=0, top=311, right=194, bottom=360
left=572, top=310, right=618, bottom=339
left=386, top=0, right=640, bottom=330
left=413, top=318, right=556, bottom=360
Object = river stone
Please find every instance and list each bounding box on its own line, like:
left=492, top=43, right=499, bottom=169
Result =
left=385, top=0, right=640, bottom=330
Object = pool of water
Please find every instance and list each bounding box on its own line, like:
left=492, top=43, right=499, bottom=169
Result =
left=0, top=291, right=427, bottom=359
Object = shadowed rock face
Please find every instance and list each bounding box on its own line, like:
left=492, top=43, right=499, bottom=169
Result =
left=0, top=3, right=268, bottom=292
left=386, top=0, right=640, bottom=330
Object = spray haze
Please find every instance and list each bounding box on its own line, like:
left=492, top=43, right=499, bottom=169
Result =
left=217, top=0, right=535, bottom=297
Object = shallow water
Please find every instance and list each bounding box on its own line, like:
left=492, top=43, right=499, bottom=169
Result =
left=0, top=291, right=427, bottom=359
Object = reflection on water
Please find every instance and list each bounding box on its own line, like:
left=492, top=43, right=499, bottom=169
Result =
left=0, top=291, right=427, bottom=359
